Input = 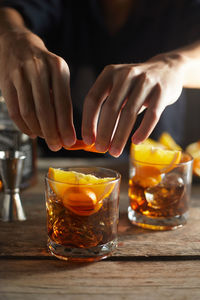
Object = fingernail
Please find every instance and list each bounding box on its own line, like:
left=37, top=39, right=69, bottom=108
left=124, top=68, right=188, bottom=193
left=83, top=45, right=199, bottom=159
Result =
left=49, top=144, right=62, bottom=152
left=83, top=136, right=93, bottom=145
left=95, top=143, right=108, bottom=153
left=63, top=137, right=76, bottom=147
left=131, top=137, right=141, bottom=145
left=109, top=147, right=121, bottom=157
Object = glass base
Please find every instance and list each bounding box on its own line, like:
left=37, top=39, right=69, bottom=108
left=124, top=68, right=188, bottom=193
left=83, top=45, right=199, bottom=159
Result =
left=48, top=238, right=118, bottom=262
left=128, top=206, right=188, bottom=230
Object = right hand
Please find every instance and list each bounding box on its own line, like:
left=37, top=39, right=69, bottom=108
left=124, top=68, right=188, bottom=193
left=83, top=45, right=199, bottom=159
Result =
left=0, top=29, right=76, bottom=151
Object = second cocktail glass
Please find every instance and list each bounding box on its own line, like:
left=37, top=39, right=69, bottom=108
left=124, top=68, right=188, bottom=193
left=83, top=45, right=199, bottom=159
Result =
left=128, top=144, right=193, bottom=230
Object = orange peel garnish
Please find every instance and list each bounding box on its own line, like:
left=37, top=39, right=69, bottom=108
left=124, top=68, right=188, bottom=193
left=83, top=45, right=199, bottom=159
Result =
left=159, top=132, right=182, bottom=151
left=130, top=142, right=182, bottom=187
left=63, top=139, right=107, bottom=153
left=131, top=165, right=162, bottom=188
left=131, top=143, right=182, bottom=173
left=47, top=168, right=116, bottom=216
left=63, top=187, right=102, bottom=216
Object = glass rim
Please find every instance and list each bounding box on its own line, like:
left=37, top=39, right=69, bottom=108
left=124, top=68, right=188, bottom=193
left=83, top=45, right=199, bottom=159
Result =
left=131, top=152, right=193, bottom=167
left=45, top=166, right=121, bottom=186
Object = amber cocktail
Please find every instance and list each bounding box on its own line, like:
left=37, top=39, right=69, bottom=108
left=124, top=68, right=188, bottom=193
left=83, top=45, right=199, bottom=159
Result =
left=128, top=143, right=193, bottom=230
left=45, top=167, right=121, bottom=261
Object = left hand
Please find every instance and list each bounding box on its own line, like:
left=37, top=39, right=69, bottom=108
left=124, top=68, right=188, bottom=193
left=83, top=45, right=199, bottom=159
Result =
left=81, top=53, right=184, bottom=157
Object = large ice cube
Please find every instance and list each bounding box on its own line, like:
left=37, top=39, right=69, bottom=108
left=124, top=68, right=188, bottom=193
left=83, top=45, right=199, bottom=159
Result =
left=144, top=173, right=185, bottom=209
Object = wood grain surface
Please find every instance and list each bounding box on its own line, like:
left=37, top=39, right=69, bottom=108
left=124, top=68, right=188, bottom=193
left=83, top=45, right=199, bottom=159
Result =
left=0, top=158, right=200, bottom=300
left=1, top=260, right=200, bottom=300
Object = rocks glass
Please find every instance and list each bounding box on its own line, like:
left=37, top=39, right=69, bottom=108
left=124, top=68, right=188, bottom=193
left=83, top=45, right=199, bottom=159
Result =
left=45, top=167, right=121, bottom=261
left=128, top=152, right=193, bottom=230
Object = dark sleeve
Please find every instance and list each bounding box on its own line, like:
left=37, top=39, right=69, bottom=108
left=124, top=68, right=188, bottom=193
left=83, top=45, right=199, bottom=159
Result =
left=168, top=0, right=200, bottom=48
left=0, top=0, right=63, bottom=37
left=180, top=0, right=200, bottom=44
left=158, top=0, right=200, bottom=53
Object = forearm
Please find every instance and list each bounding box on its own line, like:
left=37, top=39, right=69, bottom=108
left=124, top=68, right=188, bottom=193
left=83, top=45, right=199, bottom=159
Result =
left=0, top=7, right=27, bottom=35
left=171, top=41, right=200, bottom=89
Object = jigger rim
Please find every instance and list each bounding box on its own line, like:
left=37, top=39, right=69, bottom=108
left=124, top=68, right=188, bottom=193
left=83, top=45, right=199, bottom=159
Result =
left=0, top=150, right=26, bottom=160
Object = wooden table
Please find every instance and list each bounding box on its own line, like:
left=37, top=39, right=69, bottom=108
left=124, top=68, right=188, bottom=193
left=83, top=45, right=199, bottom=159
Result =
left=1, top=157, right=200, bottom=300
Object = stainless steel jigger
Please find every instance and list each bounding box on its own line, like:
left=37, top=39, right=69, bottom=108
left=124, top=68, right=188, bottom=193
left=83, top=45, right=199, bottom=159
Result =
left=0, top=150, right=26, bottom=221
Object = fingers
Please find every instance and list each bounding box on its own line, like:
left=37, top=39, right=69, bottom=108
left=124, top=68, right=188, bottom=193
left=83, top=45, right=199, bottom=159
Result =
left=85, top=68, right=164, bottom=157
left=1, top=82, right=36, bottom=138
left=109, top=74, right=154, bottom=156
left=0, top=29, right=75, bottom=150
left=131, top=84, right=164, bottom=144
left=24, top=57, right=63, bottom=151
left=82, top=66, right=112, bottom=145
left=2, top=53, right=75, bottom=151
left=82, top=65, right=163, bottom=157
left=84, top=60, right=180, bottom=157
left=12, top=67, right=43, bottom=138
left=48, top=55, right=76, bottom=147
left=94, top=75, right=133, bottom=152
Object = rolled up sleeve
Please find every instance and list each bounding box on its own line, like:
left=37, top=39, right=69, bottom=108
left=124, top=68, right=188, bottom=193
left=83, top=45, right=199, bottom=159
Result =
left=0, top=0, right=62, bottom=37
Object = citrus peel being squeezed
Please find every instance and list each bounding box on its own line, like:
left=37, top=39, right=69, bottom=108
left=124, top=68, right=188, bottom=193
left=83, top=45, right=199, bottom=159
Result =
left=63, top=139, right=107, bottom=153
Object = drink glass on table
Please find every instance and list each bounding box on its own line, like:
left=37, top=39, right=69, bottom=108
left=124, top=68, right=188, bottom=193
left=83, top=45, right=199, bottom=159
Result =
left=45, top=167, right=121, bottom=262
left=128, top=143, right=193, bottom=230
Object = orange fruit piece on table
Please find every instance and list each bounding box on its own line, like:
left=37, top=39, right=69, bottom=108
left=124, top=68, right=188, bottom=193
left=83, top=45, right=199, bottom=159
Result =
left=158, top=132, right=182, bottom=151
left=186, top=141, right=200, bottom=176
left=48, top=167, right=116, bottom=216
left=130, top=143, right=182, bottom=187
left=193, top=159, right=200, bottom=177
left=63, top=139, right=107, bottom=153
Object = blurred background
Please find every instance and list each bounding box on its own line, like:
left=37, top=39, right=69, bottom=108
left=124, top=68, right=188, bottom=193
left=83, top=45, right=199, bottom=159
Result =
left=184, top=89, right=200, bottom=146
left=0, top=0, right=200, bottom=159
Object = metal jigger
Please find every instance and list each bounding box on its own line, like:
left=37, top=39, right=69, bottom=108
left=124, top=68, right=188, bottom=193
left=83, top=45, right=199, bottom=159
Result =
left=0, top=150, right=26, bottom=221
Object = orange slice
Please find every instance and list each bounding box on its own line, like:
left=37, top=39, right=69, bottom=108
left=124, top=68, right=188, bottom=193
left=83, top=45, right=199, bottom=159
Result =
left=186, top=141, right=200, bottom=159
left=63, top=139, right=107, bottom=153
left=193, top=159, right=200, bottom=177
left=186, top=141, right=200, bottom=176
left=130, top=143, right=182, bottom=187
left=48, top=168, right=116, bottom=216
left=159, top=132, right=182, bottom=151
left=142, top=138, right=166, bottom=149
left=131, top=143, right=181, bottom=171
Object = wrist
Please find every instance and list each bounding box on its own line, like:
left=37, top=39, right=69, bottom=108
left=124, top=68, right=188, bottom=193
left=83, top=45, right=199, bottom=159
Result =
left=149, top=51, right=186, bottom=70
left=169, top=41, right=200, bottom=88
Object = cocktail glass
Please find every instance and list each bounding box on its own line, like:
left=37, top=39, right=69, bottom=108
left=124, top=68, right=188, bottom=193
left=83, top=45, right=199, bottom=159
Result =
left=45, top=167, right=121, bottom=261
left=128, top=152, right=193, bottom=230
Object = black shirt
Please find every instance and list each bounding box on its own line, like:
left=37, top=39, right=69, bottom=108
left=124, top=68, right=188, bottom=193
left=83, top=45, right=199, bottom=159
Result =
left=1, top=0, right=200, bottom=156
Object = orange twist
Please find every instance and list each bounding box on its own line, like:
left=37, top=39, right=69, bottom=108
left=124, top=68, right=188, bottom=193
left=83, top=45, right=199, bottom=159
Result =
left=63, top=139, right=107, bottom=153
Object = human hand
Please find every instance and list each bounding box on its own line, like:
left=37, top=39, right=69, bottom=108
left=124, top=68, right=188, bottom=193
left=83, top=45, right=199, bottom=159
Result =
left=0, top=29, right=76, bottom=151
left=82, top=53, right=184, bottom=157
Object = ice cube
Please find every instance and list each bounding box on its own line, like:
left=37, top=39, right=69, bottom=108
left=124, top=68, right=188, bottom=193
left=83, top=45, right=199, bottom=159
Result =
left=162, top=173, right=184, bottom=188
left=144, top=173, right=184, bottom=209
